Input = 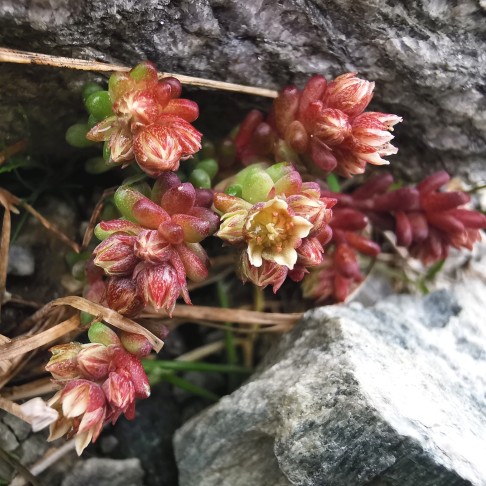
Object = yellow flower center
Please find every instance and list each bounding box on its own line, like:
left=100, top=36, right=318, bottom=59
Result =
left=244, top=198, right=313, bottom=269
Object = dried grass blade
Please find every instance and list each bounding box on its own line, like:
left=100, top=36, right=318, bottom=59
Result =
left=0, top=47, right=278, bottom=98
left=0, top=315, right=79, bottom=361
left=1, top=377, right=58, bottom=401
left=0, top=196, right=11, bottom=309
left=52, top=296, right=164, bottom=352
left=155, top=304, right=302, bottom=327
left=82, top=187, right=116, bottom=250
left=18, top=199, right=80, bottom=253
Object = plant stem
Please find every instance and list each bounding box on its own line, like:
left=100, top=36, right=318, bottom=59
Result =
left=142, top=359, right=250, bottom=374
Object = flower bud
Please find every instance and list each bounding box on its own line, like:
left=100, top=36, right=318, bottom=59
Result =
left=46, top=343, right=82, bottom=381
left=239, top=252, right=288, bottom=293
left=93, top=234, right=138, bottom=276
left=134, top=229, right=172, bottom=264
left=77, top=343, right=112, bottom=381
left=324, top=73, right=374, bottom=118
left=314, top=108, right=351, bottom=145
left=106, top=277, right=145, bottom=317
left=134, top=263, right=181, bottom=315
left=133, top=124, right=182, bottom=176
left=102, top=370, right=135, bottom=412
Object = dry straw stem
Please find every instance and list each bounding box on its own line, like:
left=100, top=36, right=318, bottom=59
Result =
left=145, top=304, right=303, bottom=328
left=51, top=296, right=164, bottom=351
left=0, top=47, right=278, bottom=98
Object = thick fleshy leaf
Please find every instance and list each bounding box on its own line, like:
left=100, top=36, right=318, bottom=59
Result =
left=333, top=243, right=360, bottom=278
left=331, top=208, right=368, bottom=231
left=94, top=220, right=142, bottom=240
left=235, top=110, right=264, bottom=153
left=131, top=198, right=171, bottom=229
left=427, top=212, right=465, bottom=234
left=171, top=214, right=211, bottom=243
left=274, top=86, right=300, bottom=136
left=352, top=173, right=394, bottom=200
left=114, top=186, right=149, bottom=221
left=407, top=211, right=430, bottom=242
left=448, top=208, right=486, bottom=229
left=417, top=170, right=450, bottom=195
left=344, top=231, right=381, bottom=256
left=285, top=120, right=309, bottom=153
left=160, top=182, right=196, bottom=215
left=151, top=172, right=181, bottom=203
left=175, top=243, right=210, bottom=283
left=394, top=211, right=413, bottom=247
left=421, top=191, right=470, bottom=212
left=158, top=220, right=185, bottom=245
left=372, top=188, right=420, bottom=212
left=163, top=99, right=199, bottom=122
left=309, top=138, right=338, bottom=172
left=189, top=206, right=220, bottom=234
left=298, top=74, right=327, bottom=121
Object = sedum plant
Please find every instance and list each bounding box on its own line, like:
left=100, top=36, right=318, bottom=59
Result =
left=47, top=61, right=486, bottom=454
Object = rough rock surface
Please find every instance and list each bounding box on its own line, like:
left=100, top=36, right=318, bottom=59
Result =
left=174, top=248, right=486, bottom=486
left=61, top=458, right=144, bottom=486
left=1, top=1, right=486, bottom=181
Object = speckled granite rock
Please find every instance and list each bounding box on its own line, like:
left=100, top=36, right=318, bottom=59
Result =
left=174, top=248, right=486, bottom=486
left=1, top=0, right=486, bottom=181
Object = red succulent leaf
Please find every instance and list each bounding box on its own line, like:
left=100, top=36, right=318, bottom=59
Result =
left=160, top=182, right=196, bottom=215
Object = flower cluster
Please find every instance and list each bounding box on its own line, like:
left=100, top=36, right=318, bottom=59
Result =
left=303, top=175, right=384, bottom=302
left=93, top=173, right=219, bottom=315
left=235, top=73, right=402, bottom=177
left=304, top=171, right=486, bottom=302
left=87, top=62, right=202, bottom=176
left=213, top=163, right=334, bottom=291
left=45, top=323, right=151, bottom=455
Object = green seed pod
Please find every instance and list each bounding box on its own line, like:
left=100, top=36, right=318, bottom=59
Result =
left=189, top=168, right=212, bottom=189
left=82, top=82, right=104, bottom=103
left=65, top=123, right=94, bottom=148
left=196, top=158, right=218, bottom=180
left=85, top=91, right=114, bottom=121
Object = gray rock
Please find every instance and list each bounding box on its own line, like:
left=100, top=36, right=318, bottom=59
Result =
left=61, top=458, right=144, bottom=486
left=0, top=421, right=19, bottom=452
left=174, top=257, right=486, bottom=485
left=7, top=245, right=35, bottom=277
left=2, top=412, right=32, bottom=441
left=1, top=1, right=486, bottom=181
